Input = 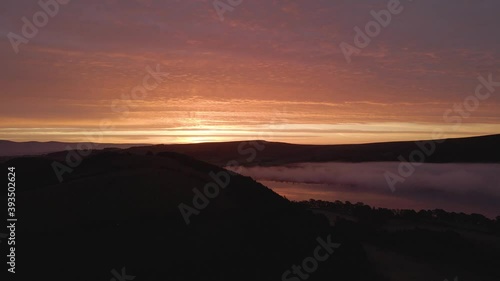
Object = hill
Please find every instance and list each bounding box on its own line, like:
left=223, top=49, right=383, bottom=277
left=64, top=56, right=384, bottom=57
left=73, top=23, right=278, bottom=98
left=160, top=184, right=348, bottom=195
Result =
left=1, top=151, right=380, bottom=281
left=124, top=134, right=500, bottom=166
left=0, top=140, right=147, bottom=156
left=2, top=134, right=499, bottom=166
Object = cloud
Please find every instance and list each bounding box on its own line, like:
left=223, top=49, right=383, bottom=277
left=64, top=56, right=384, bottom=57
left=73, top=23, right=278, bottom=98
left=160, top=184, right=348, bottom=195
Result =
left=1, top=0, right=500, bottom=143
left=227, top=162, right=500, bottom=216
left=228, top=162, right=500, bottom=194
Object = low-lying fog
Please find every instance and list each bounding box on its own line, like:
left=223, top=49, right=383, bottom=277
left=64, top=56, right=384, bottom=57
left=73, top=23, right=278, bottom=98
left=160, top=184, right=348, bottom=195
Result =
left=226, top=162, right=500, bottom=218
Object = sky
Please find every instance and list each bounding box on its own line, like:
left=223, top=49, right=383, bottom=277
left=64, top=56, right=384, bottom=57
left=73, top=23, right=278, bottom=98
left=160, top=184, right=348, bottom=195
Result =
left=0, top=0, right=499, bottom=144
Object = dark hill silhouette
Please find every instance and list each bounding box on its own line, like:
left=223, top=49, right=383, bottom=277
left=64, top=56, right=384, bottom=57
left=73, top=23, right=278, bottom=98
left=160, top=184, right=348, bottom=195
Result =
left=2, top=134, right=499, bottom=165
left=124, top=134, right=500, bottom=166
left=0, top=140, right=147, bottom=156
left=1, top=152, right=382, bottom=281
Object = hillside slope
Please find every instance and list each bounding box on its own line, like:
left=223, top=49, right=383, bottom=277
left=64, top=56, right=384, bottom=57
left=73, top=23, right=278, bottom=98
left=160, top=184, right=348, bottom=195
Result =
left=124, top=134, right=500, bottom=166
left=1, top=152, right=380, bottom=281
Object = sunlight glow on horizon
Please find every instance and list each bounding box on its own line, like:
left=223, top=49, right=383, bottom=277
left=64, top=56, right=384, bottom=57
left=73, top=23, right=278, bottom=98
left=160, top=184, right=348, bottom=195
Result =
left=1, top=1, right=499, bottom=144
left=1, top=121, right=499, bottom=145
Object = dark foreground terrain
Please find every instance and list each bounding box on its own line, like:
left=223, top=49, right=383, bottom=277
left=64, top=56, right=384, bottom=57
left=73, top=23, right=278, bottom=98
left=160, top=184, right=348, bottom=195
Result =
left=300, top=200, right=500, bottom=281
left=1, top=140, right=499, bottom=280
left=2, top=151, right=381, bottom=281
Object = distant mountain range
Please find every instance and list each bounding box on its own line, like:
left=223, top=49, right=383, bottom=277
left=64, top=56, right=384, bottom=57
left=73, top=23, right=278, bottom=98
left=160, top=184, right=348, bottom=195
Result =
left=0, top=140, right=148, bottom=156
left=127, top=134, right=500, bottom=166
left=2, top=134, right=499, bottom=165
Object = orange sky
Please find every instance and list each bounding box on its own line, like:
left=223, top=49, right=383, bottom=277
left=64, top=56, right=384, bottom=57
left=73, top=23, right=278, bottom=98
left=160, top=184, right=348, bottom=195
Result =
left=1, top=0, right=499, bottom=144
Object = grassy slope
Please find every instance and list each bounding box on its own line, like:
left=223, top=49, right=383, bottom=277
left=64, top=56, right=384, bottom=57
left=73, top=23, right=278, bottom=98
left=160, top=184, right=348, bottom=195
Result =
left=2, top=152, right=381, bottom=281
